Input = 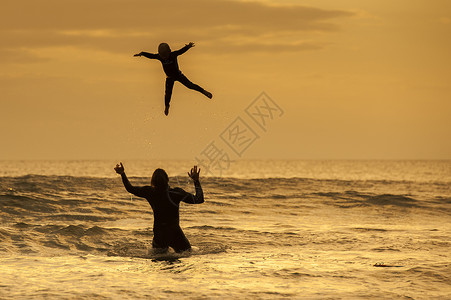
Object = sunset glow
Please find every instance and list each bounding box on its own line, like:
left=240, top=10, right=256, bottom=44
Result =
left=1, top=0, right=450, bottom=159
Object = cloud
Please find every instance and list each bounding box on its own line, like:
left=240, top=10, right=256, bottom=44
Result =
left=0, top=49, right=50, bottom=64
left=1, top=0, right=353, bottom=31
left=204, top=40, right=326, bottom=54
left=0, top=0, right=354, bottom=55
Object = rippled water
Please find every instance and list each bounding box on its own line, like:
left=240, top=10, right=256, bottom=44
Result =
left=1, top=160, right=450, bottom=299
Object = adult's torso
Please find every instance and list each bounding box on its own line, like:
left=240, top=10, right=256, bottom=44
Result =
left=146, top=188, right=181, bottom=229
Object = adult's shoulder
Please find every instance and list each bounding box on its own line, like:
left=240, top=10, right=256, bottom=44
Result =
left=169, top=187, right=187, bottom=195
left=141, top=185, right=155, bottom=193
left=168, top=187, right=188, bottom=202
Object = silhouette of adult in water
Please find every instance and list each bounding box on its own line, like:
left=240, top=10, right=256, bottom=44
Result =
left=114, top=163, right=204, bottom=253
left=134, top=42, right=213, bottom=116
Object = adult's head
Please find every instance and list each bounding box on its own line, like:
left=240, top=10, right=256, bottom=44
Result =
left=158, top=43, right=171, bottom=59
left=151, top=168, right=169, bottom=191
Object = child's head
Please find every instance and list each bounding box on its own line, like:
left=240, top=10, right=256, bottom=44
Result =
left=151, top=168, right=169, bottom=191
left=158, top=43, right=171, bottom=59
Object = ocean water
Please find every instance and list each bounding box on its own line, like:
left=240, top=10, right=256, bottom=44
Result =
left=0, top=160, right=450, bottom=299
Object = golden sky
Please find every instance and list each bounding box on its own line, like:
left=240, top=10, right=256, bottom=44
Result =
left=1, top=0, right=450, bottom=160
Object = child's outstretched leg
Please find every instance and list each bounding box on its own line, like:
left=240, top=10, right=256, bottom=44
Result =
left=177, top=74, right=212, bottom=99
left=164, top=77, right=175, bottom=116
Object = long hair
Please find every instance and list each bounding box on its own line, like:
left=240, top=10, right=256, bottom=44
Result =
left=151, top=168, right=169, bottom=191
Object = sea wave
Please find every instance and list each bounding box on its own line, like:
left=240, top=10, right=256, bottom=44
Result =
left=0, top=221, right=229, bottom=259
left=1, top=175, right=450, bottom=216
left=1, top=173, right=451, bottom=184
left=312, top=191, right=423, bottom=208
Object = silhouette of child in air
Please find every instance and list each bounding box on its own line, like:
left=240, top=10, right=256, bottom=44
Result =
left=134, top=42, right=212, bottom=116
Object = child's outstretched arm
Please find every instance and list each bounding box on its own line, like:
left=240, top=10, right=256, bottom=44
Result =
left=173, top=42, right=195, bottom=56
left=134, top=51, right=159, bottom=59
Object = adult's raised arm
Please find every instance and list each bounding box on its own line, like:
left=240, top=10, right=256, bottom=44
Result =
left=114, top=162, right=148, bottom=198
left=187, top=165, right=204, bottom=204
